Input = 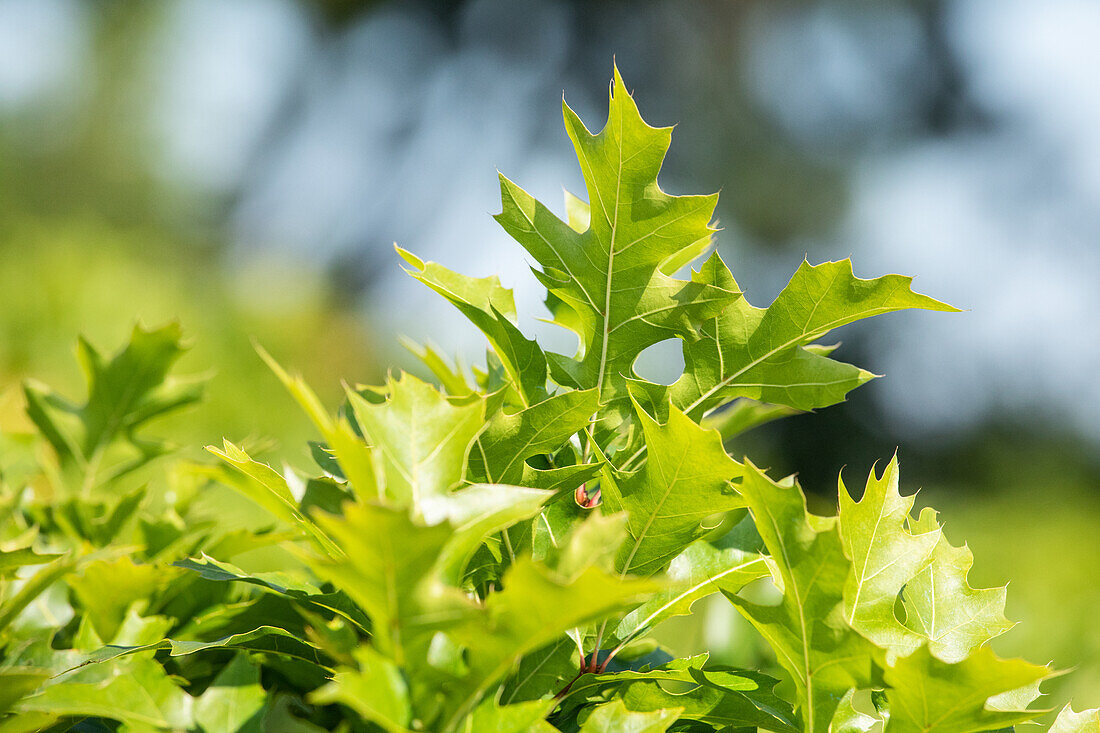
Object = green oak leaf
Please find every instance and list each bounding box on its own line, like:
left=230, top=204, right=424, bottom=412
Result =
left=724, top=463, right=874, bottom=733
left=310, top=644, right=412, bottom=733
left=499, top=637, right=578, bottom=705
left=418, top=482, right=552, bottom=585
left=0, top=547, right=64, bottom=578
left=206, top=441, right=343, bottom=559
left=17, top=655, right=193, bottom=731
left=399, top=246, right=547, bottom=405
left=838, top=456, right=1015, bottom=666
left=0, top=553, right=79, bottom=639
left=882, top=645, right=1052, bottom=733
left=600, top=399, right=744, bottom=577
left=661, top=257, right=957, bottom=424
left=837, top=456, right=940, bottom=659
left=517, top=462, right=604, bottom=494
left=441, top=558, right=658, bottom=732
left=23, top=322, right=205, bottom=491
left=498, top=515, right=631, bottom=704
left=467, top=388, right=599, bottom=486
left=580, top=699, right=681, bottom=733
left=171, top=555, right=373, bottom=635
left=305, top=485, right=548, bottom=661
left=0, top=670, right=50, bottom=715
left=400, top=338, right=474, bottom=397
left=307, top=501, right=469, bottom=667
left=174, top=555, right=322, bottom=596
left=701, top=398, right=801, bottom=443
left=900, top=507, right=1015, bottom=662
left=501, top=487, right=591, bottom=566
left=68, top=556, right=174, bottom=643
left=614, top=539, right=767, bottom=643
left=828, top=689, right=881, bottom=733
left=77, top=624, right=326, bottom=671
left=259, top=346, right=382, bottom=500
left=466, top=697, right=556, bottom=733
left=194, top=652, right=267, bottom=733
left=494, top=65, right=738, bottom=413
left=564, top=655, right=797, bottom=733
left=347, top=373, right=484, bottom=511
left=0, top=711, right=57, bottom=733
left=1050, top=704, right=1100, bottom=733
left=549, top=511, right=629, bottom=580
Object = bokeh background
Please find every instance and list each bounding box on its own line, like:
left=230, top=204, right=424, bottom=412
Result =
left=1, top=0, right=1097, bottom=711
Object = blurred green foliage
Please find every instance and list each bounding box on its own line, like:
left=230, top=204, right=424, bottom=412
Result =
left=0, top=216, right=383, bottom=457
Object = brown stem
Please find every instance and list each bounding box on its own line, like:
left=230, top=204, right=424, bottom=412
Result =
left=554, top=668, right=585, bottom=699
left=553, top=648, right=604, bottom=699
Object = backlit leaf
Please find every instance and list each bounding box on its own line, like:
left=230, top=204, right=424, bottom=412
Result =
left=664, top=258, right=956, bottom=423
left=882, top=645, right=1052, bottom=733
left=600, top=399, right=743, bottom=577
left=898, top=506, right=1015, bottom=663
left=194, top=653, right=266, bottom=733
left=1050, top=704, right=1100, bottom=733
left=615, top=539, right=767, bottom=642
left=837, top=456, right=940, bottom=659
left=399, top=247, right=547, bottom=405
left=494, top=66, right=737, bottom=415
left=347, top=373, right=484, bottom=511
left=580, top=699, right=680, bottom=733
left=723, top=463, right=874, bottom=733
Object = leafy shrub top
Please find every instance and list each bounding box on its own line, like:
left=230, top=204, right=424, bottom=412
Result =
left=1, top=66, right=1095, bottom=733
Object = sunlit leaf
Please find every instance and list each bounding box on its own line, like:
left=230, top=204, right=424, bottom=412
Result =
left=601, top=399, right=743, bottom=577
left=580, top=699, right=680, bottom=732
left=399, top=247, right=547, bottom=405
left=494, top=66, right=737, bottom=416
left=194, top=653, right=266, bottom=733
left=723, top=463, right=874, bottom=733
left=347, top=373, right=484, bottom=511
left=1050, top=704, right=1100, bottom=733
left=882, top=645, right=1052, bottom=733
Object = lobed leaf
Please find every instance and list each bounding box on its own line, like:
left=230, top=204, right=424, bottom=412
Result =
left=900, top=507, right=1015, bottom=663
left=621, top=259, right=956, bottom=470
left=600, top=398, right=744, bottom=577
left=399, top=246, right=547, bottom=405
left=23, top=323, right=206, bottom=491
left=723, top=463, right=874, bottom=733
left=347, top=373, right=484, bottom=512
left=614, top=539, right=767, bottom=644
left=837, top=456, right=940, bottom=660
left=467, top=388, right=599, bottom=486
left=310, top=645, right=412, bottom=733
left=494, top=66, right=737, bottom=416
left=563, top=655, right=798, bottom=733
left=194, top=652, right=267, bottom=733
left=17, top=655, right=194, bottom=731
left=1050, top=704, right=1100, bottom=733
left=579, top=699, right=681, bottom=733
left=206, top=441, right=343, bottom=559
left=881, top=645, right=1052, bottom=733
left=441, top=558, right=658, bottom=731
left=308, top=501, right=465, bottom=667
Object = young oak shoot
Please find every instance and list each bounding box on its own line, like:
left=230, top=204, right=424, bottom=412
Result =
left=4, top=66, right=1092, bottom=733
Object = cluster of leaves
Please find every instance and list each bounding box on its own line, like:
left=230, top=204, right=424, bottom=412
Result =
left=1, top=68, right=1097, bottom=732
